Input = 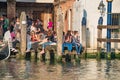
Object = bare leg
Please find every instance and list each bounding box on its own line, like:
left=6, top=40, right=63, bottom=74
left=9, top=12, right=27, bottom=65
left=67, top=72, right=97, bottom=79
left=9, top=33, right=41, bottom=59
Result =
left=40, top=48, right=45, bottom=54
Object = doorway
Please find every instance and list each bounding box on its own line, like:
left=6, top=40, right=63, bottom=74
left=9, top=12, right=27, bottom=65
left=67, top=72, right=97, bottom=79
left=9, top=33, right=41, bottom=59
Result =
left=33, top=11, right=42, bottom=20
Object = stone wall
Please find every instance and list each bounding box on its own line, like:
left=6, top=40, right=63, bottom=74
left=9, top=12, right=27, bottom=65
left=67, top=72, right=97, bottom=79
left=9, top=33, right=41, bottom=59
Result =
left=54, top=0, right=75, bottom=33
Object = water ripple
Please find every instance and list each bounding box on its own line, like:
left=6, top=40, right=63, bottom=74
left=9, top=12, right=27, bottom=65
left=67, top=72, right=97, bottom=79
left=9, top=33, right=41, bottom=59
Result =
left=0, top=59, right=120, bottom=80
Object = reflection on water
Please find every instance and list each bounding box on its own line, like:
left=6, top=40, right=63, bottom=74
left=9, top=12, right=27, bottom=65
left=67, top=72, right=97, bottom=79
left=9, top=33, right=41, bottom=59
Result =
left=0, top=59, right=120, bottom=80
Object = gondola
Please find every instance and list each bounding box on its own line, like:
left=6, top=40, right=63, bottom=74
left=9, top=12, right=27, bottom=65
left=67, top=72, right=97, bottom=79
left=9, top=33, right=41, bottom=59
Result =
left=0, top=42, right=10, bottom=60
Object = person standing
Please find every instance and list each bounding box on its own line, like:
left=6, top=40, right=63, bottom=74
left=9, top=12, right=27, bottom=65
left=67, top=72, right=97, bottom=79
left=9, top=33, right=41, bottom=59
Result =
left=14, top=18, right=20, bottom=34
left=47, top=18, right=53, bottom=30
left=2, top=15, right=9, bottom=36
left=3, top=27, right=12, bottom=43
left=36, top=19, right=44, bottom=33
left=3, top=27, right=13, bottom=51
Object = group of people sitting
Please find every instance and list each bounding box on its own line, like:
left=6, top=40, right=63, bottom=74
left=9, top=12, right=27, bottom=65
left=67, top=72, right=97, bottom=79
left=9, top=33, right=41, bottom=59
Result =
left=62, top=30, right=83, bottom=55
left=0, top=15, right=83, bottom=55
left=21, top=18, right=57, bottom=54
left=1, top=16, right=57, bottom=54
left=26, top=19, right=83, bottom=55
left=26, top=20, right=57, bottom=53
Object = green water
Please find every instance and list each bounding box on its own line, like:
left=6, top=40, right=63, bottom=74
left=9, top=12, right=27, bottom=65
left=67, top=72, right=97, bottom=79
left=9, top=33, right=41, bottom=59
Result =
left=0, top=59, right=120, bottom=80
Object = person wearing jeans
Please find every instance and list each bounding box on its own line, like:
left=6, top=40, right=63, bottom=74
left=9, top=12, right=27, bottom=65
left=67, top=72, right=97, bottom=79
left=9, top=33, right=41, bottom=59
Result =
left=72, top=31, right=82, bottom=54
left=62, top=31, right=73, bottom=54
left=40, top=37, right=56, bottom=54
left=62, top=42, right=72, bottom=53
left=72, top=42, right=82, bottom=54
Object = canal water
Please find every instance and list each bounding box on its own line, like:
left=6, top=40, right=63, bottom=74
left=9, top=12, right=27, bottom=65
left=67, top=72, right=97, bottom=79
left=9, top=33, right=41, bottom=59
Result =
left=0, top=59, right=120, bottom=80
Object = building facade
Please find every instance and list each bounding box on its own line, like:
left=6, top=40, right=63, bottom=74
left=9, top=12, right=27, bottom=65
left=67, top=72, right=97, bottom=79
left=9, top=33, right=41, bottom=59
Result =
left=0, top=0, right=120, bottom=52
left=73, top=0, right=120, bottom=52
left=54, top=0, right=120, bottom=52
left=54, top=0, right=75, bottom=32
left=0, top=0, right=54, bottom=30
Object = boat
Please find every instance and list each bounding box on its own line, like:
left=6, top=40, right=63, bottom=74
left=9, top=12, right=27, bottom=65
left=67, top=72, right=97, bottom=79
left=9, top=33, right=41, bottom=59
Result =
left=0, top=42, right=11, bottom=60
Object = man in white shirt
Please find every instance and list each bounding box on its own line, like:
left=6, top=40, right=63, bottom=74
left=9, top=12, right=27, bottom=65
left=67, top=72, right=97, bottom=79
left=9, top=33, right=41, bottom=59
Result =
left=3, top=27, right=18, bottom=52
left=3, top=27, right=12, bottom=42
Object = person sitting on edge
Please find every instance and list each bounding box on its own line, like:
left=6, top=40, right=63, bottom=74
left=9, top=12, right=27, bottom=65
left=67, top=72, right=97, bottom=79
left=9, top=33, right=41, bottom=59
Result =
left=62, top=30, right=73, bottom=54
left=39, top=36, right=56, bottom=54
left=72, top=31, right=82, bottom=54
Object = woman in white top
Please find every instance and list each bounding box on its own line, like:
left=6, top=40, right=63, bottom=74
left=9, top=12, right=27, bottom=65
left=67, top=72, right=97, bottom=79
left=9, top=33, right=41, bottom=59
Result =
left=30, top=21, right=37, bottom=32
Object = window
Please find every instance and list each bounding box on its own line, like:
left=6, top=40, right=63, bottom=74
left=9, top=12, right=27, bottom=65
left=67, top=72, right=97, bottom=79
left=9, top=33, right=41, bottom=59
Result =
left=112, top=13, right=120, bottom=25
left=111, top=13, right=120, bottom=32
left=111, top=13, right=120, bottom=38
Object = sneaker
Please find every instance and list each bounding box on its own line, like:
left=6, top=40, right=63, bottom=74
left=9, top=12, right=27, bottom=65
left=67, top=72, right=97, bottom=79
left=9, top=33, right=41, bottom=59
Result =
left=13, top=49, right=18, bottom=53
left=50, top=43, right=56, bottom=45
left=11, top=48, right=15, bottom=51
left=25, top=50, right=30, bottom=53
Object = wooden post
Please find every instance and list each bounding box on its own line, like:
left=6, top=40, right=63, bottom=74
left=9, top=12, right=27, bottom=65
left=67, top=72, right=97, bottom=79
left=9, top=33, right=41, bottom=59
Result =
left=97, top=28, right=102, bottom=51
left=7, top=0, right=16, bottom=20
left=82, top=26, right=87, bottom=52
left=81, top=26, right=87, bottom=59
left=97, top=27, right=102, bottom=59
left=20, top=12, right=27, bottom=55
left=56, top=6, right=63, bottom=60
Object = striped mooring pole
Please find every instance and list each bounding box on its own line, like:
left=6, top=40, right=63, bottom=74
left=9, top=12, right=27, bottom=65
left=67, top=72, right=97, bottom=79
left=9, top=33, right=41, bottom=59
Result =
left=106, top=0, right=113, bottom=53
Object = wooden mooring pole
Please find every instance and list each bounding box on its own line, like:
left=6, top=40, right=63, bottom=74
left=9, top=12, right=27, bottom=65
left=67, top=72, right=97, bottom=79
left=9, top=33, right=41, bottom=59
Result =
left=56, top=5, right=63, bottom=61
left=20, top=12, right=27, bottom=55
left=7, top=0, right=16, bottom=21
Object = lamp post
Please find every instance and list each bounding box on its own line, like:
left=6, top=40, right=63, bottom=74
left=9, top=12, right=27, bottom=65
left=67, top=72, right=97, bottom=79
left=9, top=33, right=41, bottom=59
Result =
left=98, top=0, right=105, bottom=25
left=106, top=0, right=113, bottom=53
